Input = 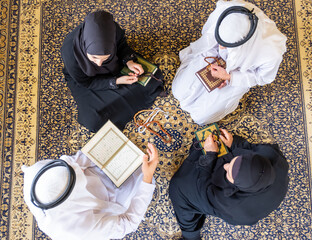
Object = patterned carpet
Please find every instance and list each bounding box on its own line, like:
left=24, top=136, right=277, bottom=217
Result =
left=0, top=0, right=312, bottom=239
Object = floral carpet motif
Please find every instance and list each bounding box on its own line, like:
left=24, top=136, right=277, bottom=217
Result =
left=0, top=0, right=311, bottom=239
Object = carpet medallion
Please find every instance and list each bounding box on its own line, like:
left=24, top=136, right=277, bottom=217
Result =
left=0, top=0, right=311, bottom=239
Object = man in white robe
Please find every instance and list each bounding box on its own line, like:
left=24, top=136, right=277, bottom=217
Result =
left=172, top=0, right=287, bottom=125
left=23, top=143, right=159, bottom=240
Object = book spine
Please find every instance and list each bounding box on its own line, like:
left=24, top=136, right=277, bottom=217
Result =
left=195, top=72, right=211, bottom=93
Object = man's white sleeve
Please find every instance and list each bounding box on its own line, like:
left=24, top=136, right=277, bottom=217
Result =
left=88, top=181, right=156, bottom=239
left=229, top=57, right=283, bottom=88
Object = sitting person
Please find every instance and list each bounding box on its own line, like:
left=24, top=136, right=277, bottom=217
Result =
left=61, top=11, right=163, bottom=132
left=23, top=143, right=159, bottom=240
left=169, top=129, right=289, bottom=240
left=172, top=0, right=287, bottom=125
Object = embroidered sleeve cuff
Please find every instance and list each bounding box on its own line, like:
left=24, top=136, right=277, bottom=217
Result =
left=198, top=152, right=218, bottom=167
left=109, top=77, right=119, bottom=89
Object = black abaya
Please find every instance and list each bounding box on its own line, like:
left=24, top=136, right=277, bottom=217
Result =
left=169, top=135, right=289, bottom=240
left=61, top=12, right=163, bottom=132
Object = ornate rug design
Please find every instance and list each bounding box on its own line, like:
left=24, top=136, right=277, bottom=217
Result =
left=0, top=0, right=311, bottom=239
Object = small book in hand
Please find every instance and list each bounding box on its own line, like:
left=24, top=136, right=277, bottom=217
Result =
left=194, top=123, right=229, bottom=157
left=121, top=55, right=158, bottom=87
left=81, top=120, right=145, bottom=187
left=195, top=57, right=226, bottom=92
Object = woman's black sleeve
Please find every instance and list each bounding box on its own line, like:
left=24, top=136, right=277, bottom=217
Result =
left=64, top=63, right=118, bottom=90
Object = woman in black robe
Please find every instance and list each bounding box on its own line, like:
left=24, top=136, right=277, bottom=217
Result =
left=169, top=129, right=289, bottom=240
left=61, top=11, right=163, bottom=132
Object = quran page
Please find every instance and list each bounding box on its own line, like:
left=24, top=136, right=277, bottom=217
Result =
left=81, top=120, right=145, bottom=187
left=103, top=142, right=144, bottom=187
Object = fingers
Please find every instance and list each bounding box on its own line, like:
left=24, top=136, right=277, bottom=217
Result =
left=219, top=134, right=226, bottom=143
left=132, top=68, right=140, bottom=75
left=127, top=76, right=138, bottom=81
left=142, top=154, right=149, bottom=164
left=147, top=143, right=157, bottom=158
left=128, top=79, right=138, bottom=84
left=136, top=64, right=144, bottom=75
left=205, top=134, right=214, bottom=144
left=208, top=133, right=214, bottom=141
left=217, top=81, right=227, bottom=89
left=122, top=76, right=138, bottom=84
left=219, top=128, right=225, bottom=135
left=204, top=134, right=218, bottom=152
left=130, top=63, right=144, bottom=75
left=220, top=128, right=229, bottom=138
left=211, top=63, right=217, bottom=68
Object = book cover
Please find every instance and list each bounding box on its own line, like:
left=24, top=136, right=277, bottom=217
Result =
left=81, top=120, right=145, bottom=188
left=195, top=58, right=226, bottom=92
left=121, top=55, right=158, bottom=86
left=194, top=123, right=229, bottom=157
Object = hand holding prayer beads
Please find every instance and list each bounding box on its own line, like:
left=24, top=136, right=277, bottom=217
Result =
left=126, top=60, right=144, bottom=75
left=204, top=134, right=219, bottom=152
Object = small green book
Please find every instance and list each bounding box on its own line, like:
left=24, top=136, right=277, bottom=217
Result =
left=194, top=123, right=229, bottom=157
left=120, top=55, right=158, bottom=86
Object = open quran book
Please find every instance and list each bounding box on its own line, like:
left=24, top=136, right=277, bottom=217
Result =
left=194, top=123, right=229, bottom=157
left=121, top=55, right=158, bottom=86
left=81, top=120, right=145, bottom=187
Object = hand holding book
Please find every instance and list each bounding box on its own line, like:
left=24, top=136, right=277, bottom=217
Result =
left=194, top=123, right=229, bottom=157
left=203, top=134, right=219, bottom=152
left=121, top=55, right=158, bottom=86
left=195, top=57, right=227, bottom=92
left=116, top=58, right=145, bottom=85
left=219, top=128, right=233, bottom=148
left=203, top=128, right=233, bottom=152
left=210, top=64, right=231, bottom=89
left=126, top=60, right=144, bottom=75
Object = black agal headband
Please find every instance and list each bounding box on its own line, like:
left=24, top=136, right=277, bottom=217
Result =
left=30, top=160, right=76, bottom=210
left=215, top=6, right=258, bottom=48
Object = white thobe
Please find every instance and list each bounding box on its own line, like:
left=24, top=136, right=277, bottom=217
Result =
left=172, top=0, right=287, bottom=125
left=23, top=151, right=155, bottom=240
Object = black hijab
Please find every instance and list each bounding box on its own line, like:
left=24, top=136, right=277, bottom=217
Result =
left=234, top=154, right=275, bottom=192
left=73, top=11, right=120, bottom=76
left=211, top=153, right=275, bottom=197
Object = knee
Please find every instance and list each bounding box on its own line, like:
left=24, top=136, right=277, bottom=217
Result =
left=78, top=110, right=105, bottom=133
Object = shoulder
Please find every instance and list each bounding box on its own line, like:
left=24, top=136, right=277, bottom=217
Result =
left=61, top=24, right=82, bottom=58
left=114, top=21, right=125, bottom=40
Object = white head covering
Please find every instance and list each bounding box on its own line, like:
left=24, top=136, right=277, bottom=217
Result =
left=34, top=166, right=69, bottom=204
left=188, top=0, right=287, bottom=74
left=218, top=12, right=251, bottom=45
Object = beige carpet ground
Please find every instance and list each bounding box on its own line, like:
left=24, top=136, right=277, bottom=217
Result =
left=0, top=0, right=311, bottom=239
